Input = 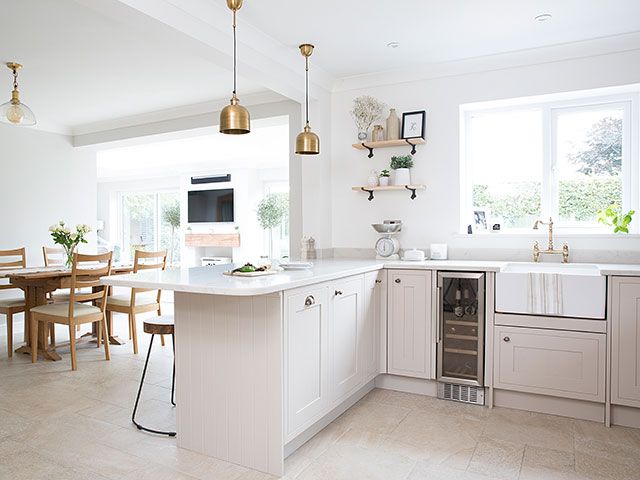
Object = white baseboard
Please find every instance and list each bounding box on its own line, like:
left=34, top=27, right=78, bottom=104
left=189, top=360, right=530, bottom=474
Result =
left=611, top=404, right=640, bottom=428
left=494, top=389, right=605, bottom=423
left=374, top=374, right=438, bottom=396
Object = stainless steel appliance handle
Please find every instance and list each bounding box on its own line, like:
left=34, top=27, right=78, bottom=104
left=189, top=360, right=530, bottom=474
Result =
left=436, top=286, right=442, bottom=343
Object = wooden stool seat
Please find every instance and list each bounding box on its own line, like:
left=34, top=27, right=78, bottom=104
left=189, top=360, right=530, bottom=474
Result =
left=143, top=315, right=174, bottom=335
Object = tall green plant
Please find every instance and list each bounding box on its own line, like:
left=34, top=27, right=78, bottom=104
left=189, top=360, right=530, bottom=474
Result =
left=162, top=200, right=181, bottom=264
left=256, top=193, right=289, bottom=258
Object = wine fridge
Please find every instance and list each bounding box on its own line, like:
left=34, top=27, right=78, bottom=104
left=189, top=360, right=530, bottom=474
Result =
left=436, top=272, right=485, bottom=405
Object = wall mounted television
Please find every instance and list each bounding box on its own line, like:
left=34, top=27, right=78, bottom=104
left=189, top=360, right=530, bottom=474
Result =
left=187, top=188, right=234, bottom=223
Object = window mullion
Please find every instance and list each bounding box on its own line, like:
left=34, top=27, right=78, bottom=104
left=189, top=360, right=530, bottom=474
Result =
left=541, top=106, right=557, bottom=220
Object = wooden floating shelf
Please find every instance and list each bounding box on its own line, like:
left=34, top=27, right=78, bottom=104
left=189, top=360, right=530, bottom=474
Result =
left=352, top=138, right=425, bottom=158
left=185, top=233, right=240, bottom=248
left=351, top=184, right=426, bottom=201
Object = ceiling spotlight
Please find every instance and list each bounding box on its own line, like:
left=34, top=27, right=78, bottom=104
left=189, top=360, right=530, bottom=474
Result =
left=387, top=42, right=400, bottom=49
left=534, top=13, right=552, bottom=22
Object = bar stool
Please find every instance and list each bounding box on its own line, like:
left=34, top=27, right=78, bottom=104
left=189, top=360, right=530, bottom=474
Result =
left=132, top=315, right=176, bottom=437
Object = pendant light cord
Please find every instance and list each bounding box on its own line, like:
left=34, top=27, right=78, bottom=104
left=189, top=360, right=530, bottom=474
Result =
left=305, top=56, right=309, bottom=125
left=232, top=9, right=237, bottom=95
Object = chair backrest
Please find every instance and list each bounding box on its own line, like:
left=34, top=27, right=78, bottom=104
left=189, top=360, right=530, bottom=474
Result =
left=43, top=246, right=65, bottom=267
left=132, top=249, right=167, bottom=301
left=68, top=252, right=113, bottom=318
left=0, top=248, right=26, bottom=292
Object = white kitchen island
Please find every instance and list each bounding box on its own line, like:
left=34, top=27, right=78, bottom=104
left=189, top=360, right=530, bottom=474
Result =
left=102, top=260, right=391, bottom=476
left=101, top=258, right=640, bottom=475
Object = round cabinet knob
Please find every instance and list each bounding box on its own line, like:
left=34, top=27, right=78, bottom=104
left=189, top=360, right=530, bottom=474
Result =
left=503, top=336, right=510, bottom=342
left=304, top=295, right=315, bottom=307
left=394, top=278, right=401, bottom=284
left=335, top=290, right=343, bottom=296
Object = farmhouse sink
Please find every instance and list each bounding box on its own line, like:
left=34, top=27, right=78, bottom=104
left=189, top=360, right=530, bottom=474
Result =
left=501, top=262, right=601, bottom=276
left=496, top=262, right=606, bottom=319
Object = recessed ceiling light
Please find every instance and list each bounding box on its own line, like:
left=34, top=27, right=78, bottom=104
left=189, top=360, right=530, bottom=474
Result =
left=534, top=13, right=552, bottom=22
left=387, top=41, right=400, bottom=49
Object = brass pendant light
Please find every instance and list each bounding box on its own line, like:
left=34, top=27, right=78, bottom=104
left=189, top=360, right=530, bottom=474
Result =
left=219, top=0, right=250, bottom=134
left=295, top=44, right=319, bottom=155
left=0, top=62, right=36, bottom=126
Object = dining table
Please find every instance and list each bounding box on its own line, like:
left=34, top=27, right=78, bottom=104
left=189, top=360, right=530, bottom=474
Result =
left=1, top=264, right=133, bottom=361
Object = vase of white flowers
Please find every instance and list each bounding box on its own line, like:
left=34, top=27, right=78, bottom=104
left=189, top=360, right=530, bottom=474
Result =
left=350, top=95, right=386, bottom=142
left=49, top=221, right=92, bottom=268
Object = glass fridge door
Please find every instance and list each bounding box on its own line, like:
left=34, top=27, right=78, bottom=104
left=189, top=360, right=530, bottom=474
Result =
left=437, top=272, right=485, bottom=386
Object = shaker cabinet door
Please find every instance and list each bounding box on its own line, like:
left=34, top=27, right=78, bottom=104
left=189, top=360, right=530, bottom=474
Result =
left=494, top=325, right=605, bottom=402
left=329, top=275, right=365, bottom=403
left=611, top=277, right=640, bottom=407
left=285, top=286, right=329, bottom=437
left=387, top=270, right=432, bottom=379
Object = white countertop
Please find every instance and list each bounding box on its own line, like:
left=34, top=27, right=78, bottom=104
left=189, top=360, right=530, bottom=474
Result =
left=100, top=258, right=640, bottom=296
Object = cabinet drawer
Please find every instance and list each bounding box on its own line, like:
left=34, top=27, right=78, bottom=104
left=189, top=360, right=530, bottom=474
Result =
left=494, top=326, right=605, bottom=402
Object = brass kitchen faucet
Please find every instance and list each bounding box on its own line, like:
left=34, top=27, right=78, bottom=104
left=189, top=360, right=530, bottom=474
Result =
left=532, top=217, right=569, bottom=263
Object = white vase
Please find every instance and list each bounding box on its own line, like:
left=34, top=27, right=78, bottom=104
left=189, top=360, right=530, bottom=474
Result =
left=379, top=176, right=390, bottom=186
left=367, top=170, right=379, bottom=187
left=393, top=168, right=411, bottom=185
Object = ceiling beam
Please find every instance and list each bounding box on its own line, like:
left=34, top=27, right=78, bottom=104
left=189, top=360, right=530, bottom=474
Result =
left=76, top=0, right=333, bottom=103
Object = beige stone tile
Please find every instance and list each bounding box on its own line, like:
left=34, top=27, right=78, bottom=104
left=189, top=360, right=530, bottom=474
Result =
left=282, top=450, right=314, bottom=479
left=294, top=421, right=349, bottom=459
left=333, top=397, right=411, bottom=435
left=407, top=461, right=491, bottom=480
left=296, top=444, right=416, bottom=480
left=574, top=450, right=640, bottom=480
left=467, top=437, right=524, bottom=480
left=519, top=445, right=578, bottom=480
left=482, top=407, right=575, bottom=453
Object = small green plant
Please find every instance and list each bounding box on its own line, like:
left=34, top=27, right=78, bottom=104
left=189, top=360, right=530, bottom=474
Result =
left=379, top=169, right=390, bottom=178
left=597, top=203, right=635, bottom=233
left=390, top=155, right=414, bottom=170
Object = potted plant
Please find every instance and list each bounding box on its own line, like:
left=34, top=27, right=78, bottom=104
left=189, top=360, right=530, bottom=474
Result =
left=161, top=199, right=180, bottom=265
left=350, top=96, right=386, bottom=141
left=49, top=221, right=92, bottom=268
left=379, top=169, right=391, bottom=186
left=390, top=155, right=414, bottom=185
left=256, top=193, right=289, bottom=259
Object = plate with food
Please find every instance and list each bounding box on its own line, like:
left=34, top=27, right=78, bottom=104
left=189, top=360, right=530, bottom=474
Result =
left=223, top=262, right=282, bottom=277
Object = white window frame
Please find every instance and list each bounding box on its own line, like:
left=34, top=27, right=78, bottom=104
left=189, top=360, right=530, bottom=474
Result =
left=460, top=90, right=639, bottom=234
left=118, top=189, right=180, bottom=261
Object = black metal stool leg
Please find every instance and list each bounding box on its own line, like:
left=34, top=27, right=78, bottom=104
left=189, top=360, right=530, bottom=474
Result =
left=171, top=333, right=176, bottom=407
left=132, top=334, right=176, bottom=437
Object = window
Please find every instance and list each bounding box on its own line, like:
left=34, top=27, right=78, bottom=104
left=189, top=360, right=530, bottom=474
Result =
left=461, top=90, right=637, bottom=233
left=121, top=191, right=181, bottom=263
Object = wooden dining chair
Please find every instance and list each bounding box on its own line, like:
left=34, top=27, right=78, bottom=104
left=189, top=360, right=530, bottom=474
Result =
left=42, top=246, right=65, bottom=267
left=0, top=248, right=26, bottom=357
left=30, top=251, right=113, bottom=371
left=105, top=250, right=167, bottom=355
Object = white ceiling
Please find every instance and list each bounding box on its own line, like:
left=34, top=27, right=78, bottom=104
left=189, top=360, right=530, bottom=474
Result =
left=241, top=0, right=640, bottom=78
left=0, top=0, right=266, bottom=133
left=2, top=0, right=640, bottom=135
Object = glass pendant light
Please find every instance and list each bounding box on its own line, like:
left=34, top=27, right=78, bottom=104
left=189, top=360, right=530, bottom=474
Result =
left=219, top=0, right=250, bottom=134
left=0, top=63, right=36, bottom=126
left=295, top=44, right=319, bottom=155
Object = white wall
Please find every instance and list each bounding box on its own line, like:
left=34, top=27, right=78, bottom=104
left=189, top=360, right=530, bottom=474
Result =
left=330, top=49, right=640, bottom=263
left=0, top=125, right=97, bottom=266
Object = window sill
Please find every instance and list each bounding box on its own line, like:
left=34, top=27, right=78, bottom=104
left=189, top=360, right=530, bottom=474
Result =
left=455, top=231, right=640, bottom=239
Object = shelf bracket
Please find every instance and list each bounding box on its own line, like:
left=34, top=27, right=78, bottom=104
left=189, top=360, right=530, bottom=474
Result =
left=361, top=143, right=374, bottom=158
left=361, top=187, right=374, bottom=201
left=405, top=185, right=417, bottom=200
left=405, top=139, right=417, bottom=155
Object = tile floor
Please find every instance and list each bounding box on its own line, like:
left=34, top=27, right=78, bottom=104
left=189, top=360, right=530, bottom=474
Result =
left=2, top=312, right=640, bottom=480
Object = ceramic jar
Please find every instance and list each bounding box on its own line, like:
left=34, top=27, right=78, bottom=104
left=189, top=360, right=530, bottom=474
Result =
left=385, top=108, right=400, bottom=140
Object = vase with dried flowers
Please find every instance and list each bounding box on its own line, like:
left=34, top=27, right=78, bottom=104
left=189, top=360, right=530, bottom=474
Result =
left=350, top=95, right=386, bottom=142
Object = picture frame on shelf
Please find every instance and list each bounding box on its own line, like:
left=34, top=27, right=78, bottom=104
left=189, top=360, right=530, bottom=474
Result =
left=472, top=207, right=489, bottom=232
left=401, top=110, right=426, bottom=140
